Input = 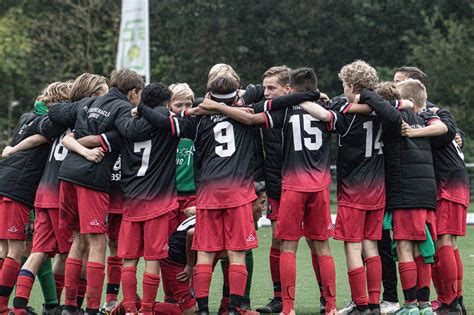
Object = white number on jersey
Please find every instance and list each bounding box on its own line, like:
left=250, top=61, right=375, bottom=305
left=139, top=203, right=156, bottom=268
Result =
left=288, top=114, right=322, bottom=151
left=49, top=132, right=69, bottom=162
left=134, top=140, right=151, bottom=176
left=214, top=121, right=236, bottom=157
left=452, top=139, right=465, bottom=161
left=363, top=121, right=383, bottom=158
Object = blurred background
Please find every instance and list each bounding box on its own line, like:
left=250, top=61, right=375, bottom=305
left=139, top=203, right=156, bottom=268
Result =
left=0, top=0, right=472, bottom=160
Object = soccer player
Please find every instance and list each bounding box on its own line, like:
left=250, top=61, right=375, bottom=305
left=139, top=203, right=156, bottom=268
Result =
left=199, top=68, right=336, bottom=315
left=47, top=69, right=144, bottom=315
left=359, top=79, right=447, bottom=315
left=0, top=82, right=71, bottom=314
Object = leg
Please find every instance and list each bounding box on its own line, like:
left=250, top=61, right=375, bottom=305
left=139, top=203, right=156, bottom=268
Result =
left=105, top=238, right=122, bottom=306
left=121, top=258, right=139, bottom=312
left=397, top=240, right=417, bottom=304
left=344, top=242, right=368, bottom=311
left=141, top=260, right=161, bottom=314
left=378, top=229, right=399, bottom=303
left=280, top=240, right=299, bottom=314
left=85, top=233, right=107, bottom=312
left=226, top=250, right=248, bottom=311
left=362, top=240, right=382, bottom=310
left=63, top=232, right=87, bottom=309
left=0, top=240, right=25, bottom=311
left=194, top=251, right=217, bottom=312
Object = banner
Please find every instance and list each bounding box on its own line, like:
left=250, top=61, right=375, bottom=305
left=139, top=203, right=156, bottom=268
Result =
left=116, top=0, right=150, bottom=83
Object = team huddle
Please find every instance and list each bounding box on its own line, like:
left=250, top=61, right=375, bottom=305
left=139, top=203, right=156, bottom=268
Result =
left=0, top=61, right=469, bottom=315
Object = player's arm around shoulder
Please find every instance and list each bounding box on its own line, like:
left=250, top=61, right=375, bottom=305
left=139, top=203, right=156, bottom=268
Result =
left=199, top=99, right=265, bottom=125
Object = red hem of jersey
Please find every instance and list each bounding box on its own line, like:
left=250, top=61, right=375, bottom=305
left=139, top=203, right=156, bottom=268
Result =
left=122, top=206, right=177, bottom=222
left=337, top=201, right=385, bottom=211
left=34, top=203, right=60, bottom=209
left=108, top=208, right=123, bottom=214
left=196, top=196, right=257, bottom=210
left=281, top=184, right=330, bottom=193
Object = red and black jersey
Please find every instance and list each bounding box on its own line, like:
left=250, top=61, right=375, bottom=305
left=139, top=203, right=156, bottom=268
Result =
left=329, top=96, right=385, bottom=210
left=0, top=113, right=63, bottom=207
left=49, top=88, right=142, bottom=192
left=262, top=105, right=332, bottom=192
left=429, top=108, right=469, bottom=207
left=139, top=105, right=257, bottom=209
left=118, top=111, right=180, bottom=221
left=361, top=90, right=439, bottom=211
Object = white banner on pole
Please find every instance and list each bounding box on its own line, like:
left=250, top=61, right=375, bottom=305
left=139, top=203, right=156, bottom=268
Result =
left=116, top=0, right=150, bottom=84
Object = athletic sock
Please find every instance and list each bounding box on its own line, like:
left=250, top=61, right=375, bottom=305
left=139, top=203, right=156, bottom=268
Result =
left=13, top=269, right=35, bottom=311
left=0, top=257, right=21, bottom=312
left=37, top=258, right=58, bottom=305
left=311, top=252, right=324, bottom=297
left=106, top=256, right=123, bottom=303
left=141, top=272, right=160, bottom=313
left=64, top=257, right=82, bottom=307
left=431, top=254, right=441, bottom=294
left=229, top=264, right=248, bottom=309
left=54, top=274, right=65, bottom=303
left=244, top=250, right=253, bottom=302
left=85, top=262, right=105, bottom=310
left=454, top=248, right=463, bottom=297
left=280, top=252, right=296, bottom=313
left=194, top=264, right=212, bottom=300
left=121, top=266, right=137, bottom=312
left=318, top=255, right=336, bottom=311
left=415, top=256, right=431, bottom=303
left=365, top=255, right=382, bottom=305
left=348, top=266, right=368, bottom=307
left=398, top=261, right=417, bottom=303
left=77, top=278, right=87, bottom=308
left=269, top=246, right=282, bottom=299
left=435, top=246, right=457, bottom=304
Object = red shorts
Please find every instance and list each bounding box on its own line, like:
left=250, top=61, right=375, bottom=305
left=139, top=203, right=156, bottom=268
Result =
left=169, top=195, right=196, bottom=235
left=334, top=207, right=383, bottom=242
left=178, top=194, right=197, bottom=211
left=393, top=209, right=437, bottom=241
left=0, top=196, right=30, bottom=240
left=118, top=214, right=169, bottom=260
left=59, top=181, right=109, bottom=234
left=107, top=213, right=122, bottom=241
left=266, top=197, right=280, bottom=221
left=32, top=207, right=73, bottom=254
left=436, top=199, right=467, bottom=236
left=275, top=189, right=333, bottom=241
left=160, top=258, right=196, bottom=310
left=193, top=203, right=258, bottom=252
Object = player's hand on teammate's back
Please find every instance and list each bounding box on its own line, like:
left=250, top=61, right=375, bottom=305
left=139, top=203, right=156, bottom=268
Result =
left=400, top=120, right=413, bottom=137
left=2, top=146, right=13, bottom=158
left=176, top=264, right=193, bottom=282
left=83, top=147, right=105, bottom=163
left=131, top=107, right=138, bottom=117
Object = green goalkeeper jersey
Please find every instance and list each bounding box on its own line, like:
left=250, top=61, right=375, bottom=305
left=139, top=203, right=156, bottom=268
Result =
left=176, top=138, right=195, bottom=194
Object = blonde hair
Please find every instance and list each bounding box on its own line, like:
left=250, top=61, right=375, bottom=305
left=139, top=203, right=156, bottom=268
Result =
left=338, top=60, right=379, bottom=92
left=207, top=63, right=240, bottom=89
left=169, top=83, right=195, bottom=103
left=262, top=66, right=290, bottom=86
left=38, top=82, right=71, bottom=106
left=376, top=81, right=401, bottom=100
left=69, top=73, right=108, bottom=102
left=397, top=79, right=427, bottom=107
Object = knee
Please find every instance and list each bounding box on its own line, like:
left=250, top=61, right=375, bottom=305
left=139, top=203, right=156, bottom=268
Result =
left=313, top=240, right=331, bottom=256
left=87, top=234, right=107, bottom=250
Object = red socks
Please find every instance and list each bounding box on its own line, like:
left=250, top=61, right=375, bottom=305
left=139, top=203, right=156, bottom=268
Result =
left=0, top=258, right=21, bottom=311
left=348, top=267, right=368, bottom=307
left=269, top=247, right=281, bottom=298
left=435, top=246, right=457, bottom=304
left=415, top=256, right=431, bottom=303
left=85, top=262, right=105, bottom=310
left=141, top=273, right=160, bottom=313
left=454, top=248, right=463, bottom=297
left=54, top=274, right=65, bottom=303
left=64, top=258, right=82, bottom=306
left=13, top=270, right=35, bottom=312
left=193, top=264, right=213, bottom=299
left=121, top=266, right=138, bottom=312
left=311, top=253, right=324, bottom=296
left=280, top=252, right=296, bottom=313
left=229, top=264, right=248, bottom=297
left=318, top=255, right=336, bottom=311
left=106, top=256, right=123, bottom=303
left=365, top=256, right=382, bottom=305
left=399, top=261, right=417, bottom=302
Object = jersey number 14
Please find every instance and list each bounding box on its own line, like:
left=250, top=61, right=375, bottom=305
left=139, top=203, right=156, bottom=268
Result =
left=363, top=121, right=383, bottom=158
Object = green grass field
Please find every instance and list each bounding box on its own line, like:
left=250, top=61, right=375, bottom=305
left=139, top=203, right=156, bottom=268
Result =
left=23, top=226, right=473, bottom=314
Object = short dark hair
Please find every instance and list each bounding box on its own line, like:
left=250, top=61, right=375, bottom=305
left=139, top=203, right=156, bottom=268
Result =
left=289, top=67, right=317, bottom=92
left=110, top=69, right=145, bottom=95
left=141, top=82, right=172, bottom=108
left=395, top=66, right=428, bottom=86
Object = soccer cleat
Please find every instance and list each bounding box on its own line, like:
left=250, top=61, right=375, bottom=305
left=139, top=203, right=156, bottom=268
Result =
left=348, top=308, right=371, bottom=314
left=279, top=311, right=296, bottom=315
left=393, top=303, right=419, bottom=315
left=430, top=300, right=441, bottom=312
left=380, top=301, right=401, bottom=314
left=241, top=298, right=251, bottom=311
left=196, top=307, right=210, bottom=315
left=458, top=296, right=466, bottom=315
left=61, top=306, right=80, bottom=315
left=101, top=301, right=117, bottom=315
left=418, top=302, right=433, bottom=315
left=320, top=296, right=327, bottom=313
left=339, top=301, right=356, bottom=314
left=256, top=298, right=282, bottom=313
left=228, top=307, right=260, bottom=315
left=435, top=298, right=462, bottom=315
left=41, top=304, right=62, bottom=315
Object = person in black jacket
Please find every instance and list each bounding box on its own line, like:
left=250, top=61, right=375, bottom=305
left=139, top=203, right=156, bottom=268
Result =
left=360, top=80, right=447, bottom=315
left=0, top=82, right=71, bottom=314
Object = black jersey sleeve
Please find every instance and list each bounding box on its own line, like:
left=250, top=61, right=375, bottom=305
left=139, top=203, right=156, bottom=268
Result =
left=360, top=90, right=402, bottom=126
left=263, top=108, right=286, bottom=129
left=99, top=130, right=122, bottom=153
left=252, top=91, right=320, bottom=113
left=242, top=84, right=265, bottom=105
left=37, top=116, right=66, bottom=141
left=48, top=98, right=92, bottom=128
left=428, top=108, right=457, bottom=149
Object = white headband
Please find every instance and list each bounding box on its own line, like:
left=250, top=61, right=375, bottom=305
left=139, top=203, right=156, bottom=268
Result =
left=210, top=91, right=237, bottom=99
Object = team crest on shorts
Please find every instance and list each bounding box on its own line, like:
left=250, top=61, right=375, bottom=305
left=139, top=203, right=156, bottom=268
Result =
left=89, top=219, right=100, bottom=226
left=246, top=233, right=256, bottom=242
left=7, top=226, right=18, bottom=233
left=162, top=244, right=169, bottom=251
